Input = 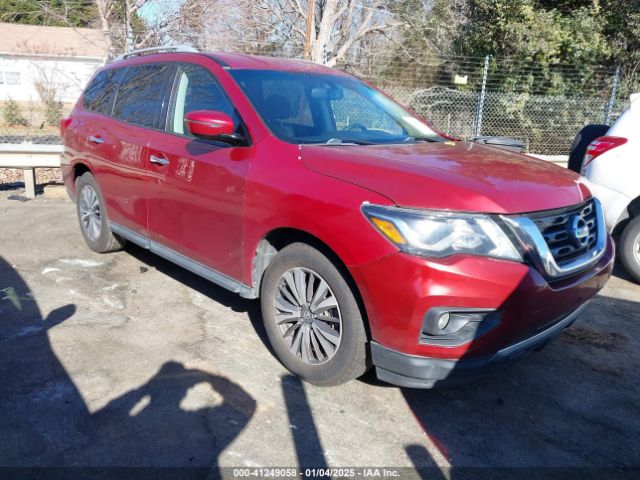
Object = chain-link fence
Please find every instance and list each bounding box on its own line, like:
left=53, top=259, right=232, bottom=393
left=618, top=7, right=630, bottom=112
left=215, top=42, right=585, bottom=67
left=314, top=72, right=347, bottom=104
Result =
left=2, top=46, right=638, bottom=155
left=0, top=99, right=73, bottom=145
left=334, top=54, right=638, bottom=155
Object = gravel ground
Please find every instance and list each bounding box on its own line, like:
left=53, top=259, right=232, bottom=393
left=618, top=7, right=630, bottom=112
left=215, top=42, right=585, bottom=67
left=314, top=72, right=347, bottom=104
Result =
left=0, top=167, right=63, bottom=188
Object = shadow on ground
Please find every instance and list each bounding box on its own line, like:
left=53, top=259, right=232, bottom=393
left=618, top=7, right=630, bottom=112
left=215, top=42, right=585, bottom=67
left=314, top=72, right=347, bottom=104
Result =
left=402, top=293, right=640, bottom=471
left=123, top=243, right=274, bottom=356
left=0, top=255, right=256, bottom=476
left=2, top=237, right=639, bottom=478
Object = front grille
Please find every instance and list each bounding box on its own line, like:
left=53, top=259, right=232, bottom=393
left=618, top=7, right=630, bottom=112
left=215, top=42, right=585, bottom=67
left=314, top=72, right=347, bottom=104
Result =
left=528, top=200, right=598, bottom=266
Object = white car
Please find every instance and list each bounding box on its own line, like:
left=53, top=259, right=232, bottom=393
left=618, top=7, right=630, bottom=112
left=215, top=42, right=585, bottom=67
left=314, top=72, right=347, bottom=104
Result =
left=581, top=94, right=640, bottom=282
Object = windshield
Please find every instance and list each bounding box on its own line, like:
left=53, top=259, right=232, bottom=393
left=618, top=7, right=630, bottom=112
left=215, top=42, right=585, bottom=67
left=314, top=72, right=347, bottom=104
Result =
left=230, top=69, right=441, bottom=145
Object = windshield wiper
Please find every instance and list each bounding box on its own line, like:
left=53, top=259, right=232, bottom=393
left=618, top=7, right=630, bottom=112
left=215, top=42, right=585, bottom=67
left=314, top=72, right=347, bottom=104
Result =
left=324, top=138, right=376, bottom=146
left=407, top=136, right=445, bottom=143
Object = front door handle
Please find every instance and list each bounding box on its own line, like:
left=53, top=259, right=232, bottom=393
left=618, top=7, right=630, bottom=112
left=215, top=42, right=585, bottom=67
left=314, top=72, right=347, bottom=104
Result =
left=88, top=135, right=104, bottom=144
left=150, top=154, right=170, bottom=166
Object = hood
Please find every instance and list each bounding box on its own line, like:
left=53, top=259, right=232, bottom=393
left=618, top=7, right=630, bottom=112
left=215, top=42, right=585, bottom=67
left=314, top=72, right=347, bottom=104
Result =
left=301, top=141, right=590, bottom=214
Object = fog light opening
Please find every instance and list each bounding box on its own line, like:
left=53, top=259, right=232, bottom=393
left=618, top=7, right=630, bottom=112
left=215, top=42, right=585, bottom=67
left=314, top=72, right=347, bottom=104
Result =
left=420, top=308, right=502, bottom=346
left=437, top=313, right=450, bottom=331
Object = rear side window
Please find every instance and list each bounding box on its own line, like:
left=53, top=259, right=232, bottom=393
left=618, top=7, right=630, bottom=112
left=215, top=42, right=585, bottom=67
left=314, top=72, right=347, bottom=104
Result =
left=112, top=63, right=172, bottom=128
left=83, top=69, right=121, bottom=115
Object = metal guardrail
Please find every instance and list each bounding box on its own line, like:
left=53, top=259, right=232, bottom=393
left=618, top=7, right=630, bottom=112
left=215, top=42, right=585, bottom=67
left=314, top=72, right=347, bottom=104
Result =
left=0, top=143, right=63, bottom=198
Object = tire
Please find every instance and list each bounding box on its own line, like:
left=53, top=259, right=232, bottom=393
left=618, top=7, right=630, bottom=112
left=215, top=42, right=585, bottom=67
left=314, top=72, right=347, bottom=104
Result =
left=567, top=124, right=609, bottom=173
left=75, top=172, right=125, bottom=253
left=260, top=243, right=368, bottom=386
left=619, top=216, right=640, bottom=283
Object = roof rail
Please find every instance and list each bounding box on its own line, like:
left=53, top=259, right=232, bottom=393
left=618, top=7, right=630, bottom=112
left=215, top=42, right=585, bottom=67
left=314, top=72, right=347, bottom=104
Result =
left=112, top=45, right=198, bottom=62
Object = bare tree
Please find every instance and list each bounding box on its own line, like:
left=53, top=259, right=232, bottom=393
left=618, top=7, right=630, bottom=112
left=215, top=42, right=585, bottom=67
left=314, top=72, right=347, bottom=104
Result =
left=89, top=0, right=155, bottom=57
left=36, top=0, right=403, bottom=63
left=161, top=0, right=287, bottom=53
left=33, top=0, right=155, bottom=58
left=253, top=0, right=404, bottom=66
left=167, top=0, right=404, bottom=65
left=93, top=0, right=115, bottom=56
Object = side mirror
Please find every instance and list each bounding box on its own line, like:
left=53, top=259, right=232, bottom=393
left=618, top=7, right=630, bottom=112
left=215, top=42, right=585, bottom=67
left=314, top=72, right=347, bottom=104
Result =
left=185, top=110, right=235, bottom=139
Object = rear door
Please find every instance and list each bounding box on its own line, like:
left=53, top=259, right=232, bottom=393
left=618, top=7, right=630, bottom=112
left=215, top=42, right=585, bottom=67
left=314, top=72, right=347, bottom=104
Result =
left=98, top=62, right=174, bottom=236
left=68, top=67, right=122, bottom=198
left=146, top=62, right=254, bottom=280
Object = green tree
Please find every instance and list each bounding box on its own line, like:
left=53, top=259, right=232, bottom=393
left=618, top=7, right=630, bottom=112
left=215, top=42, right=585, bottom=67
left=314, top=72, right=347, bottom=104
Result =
left=391, top=0, right=639, bottom=77
left=602, top=0, right=640, bottom=68
left=455, top=0, right=612, bottom=65
left=0, top=0, right=98, bottom=27
left=2, top=99, right=29, bottom=127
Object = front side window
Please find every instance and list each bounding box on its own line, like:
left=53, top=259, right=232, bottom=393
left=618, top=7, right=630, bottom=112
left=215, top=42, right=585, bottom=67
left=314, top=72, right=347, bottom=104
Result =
left=168, top=64, right=234, bottom=135
left=230, top=69, right=440, bottom=145
left=112, top=63, right=172, bottom=128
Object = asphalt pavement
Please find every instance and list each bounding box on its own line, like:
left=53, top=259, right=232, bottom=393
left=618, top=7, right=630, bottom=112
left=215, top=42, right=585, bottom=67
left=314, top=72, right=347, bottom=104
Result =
left=1, top=192, right=638, bottom=477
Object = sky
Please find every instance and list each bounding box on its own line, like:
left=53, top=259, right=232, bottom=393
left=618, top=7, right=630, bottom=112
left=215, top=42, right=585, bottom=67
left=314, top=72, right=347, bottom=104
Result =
left=139, top=0, right=185, bottom=24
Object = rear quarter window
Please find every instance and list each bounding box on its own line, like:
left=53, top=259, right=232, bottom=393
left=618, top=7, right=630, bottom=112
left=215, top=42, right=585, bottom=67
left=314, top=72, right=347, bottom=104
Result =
left=83, top=68, right=122, bottom=115
left=112, top=63, right=173, bottom=128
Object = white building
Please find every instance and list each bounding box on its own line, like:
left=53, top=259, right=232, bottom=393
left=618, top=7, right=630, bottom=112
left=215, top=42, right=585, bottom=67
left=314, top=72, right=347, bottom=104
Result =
left=0, top=22, right=107, bottom=103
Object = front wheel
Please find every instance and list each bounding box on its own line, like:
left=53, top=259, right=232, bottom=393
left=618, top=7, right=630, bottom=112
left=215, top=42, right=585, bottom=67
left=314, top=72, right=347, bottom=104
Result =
left=260, top=243, right=368, bottom=386
left=619, top=216, right=640, bottom=283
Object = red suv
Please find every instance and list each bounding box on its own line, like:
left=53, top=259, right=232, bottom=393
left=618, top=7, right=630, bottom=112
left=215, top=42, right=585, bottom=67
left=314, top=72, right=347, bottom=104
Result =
left=60, top=47, right=614, bottom=388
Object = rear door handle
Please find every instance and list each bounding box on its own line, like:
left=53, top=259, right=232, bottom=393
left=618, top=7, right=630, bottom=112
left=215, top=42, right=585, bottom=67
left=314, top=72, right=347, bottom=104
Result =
left=88, top=135, right=104, bottom=144
left=150, top=154, right=170, bottom=166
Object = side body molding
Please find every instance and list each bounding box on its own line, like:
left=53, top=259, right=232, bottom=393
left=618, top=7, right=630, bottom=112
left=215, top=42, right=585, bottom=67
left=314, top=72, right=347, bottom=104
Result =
left=110, top=222, right=256, bottom=299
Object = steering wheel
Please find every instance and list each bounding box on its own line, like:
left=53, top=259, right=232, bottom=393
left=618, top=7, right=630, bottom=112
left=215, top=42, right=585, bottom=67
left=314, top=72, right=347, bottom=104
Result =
left=344, top=123, right=368, bottom=132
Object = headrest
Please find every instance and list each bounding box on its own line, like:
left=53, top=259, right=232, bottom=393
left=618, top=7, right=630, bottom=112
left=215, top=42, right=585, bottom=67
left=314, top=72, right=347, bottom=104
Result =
left=263, top=95, right=292, bottom=120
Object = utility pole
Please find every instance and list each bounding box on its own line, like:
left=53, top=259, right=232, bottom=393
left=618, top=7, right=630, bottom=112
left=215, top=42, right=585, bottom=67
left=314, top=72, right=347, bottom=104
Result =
left=474, top=55, right=490, bottom=137
left=303, top=0, right=314, bottom=60
left=603, top=66, right=621, bottom=125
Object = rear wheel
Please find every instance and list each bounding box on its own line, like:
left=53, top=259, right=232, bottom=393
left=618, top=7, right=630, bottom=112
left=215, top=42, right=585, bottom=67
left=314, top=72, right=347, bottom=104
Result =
left=75, top=172, right=125, bottom=253
left=619, top=216, right=640, bottom=283
left=260, top=243, right=368, bottom=386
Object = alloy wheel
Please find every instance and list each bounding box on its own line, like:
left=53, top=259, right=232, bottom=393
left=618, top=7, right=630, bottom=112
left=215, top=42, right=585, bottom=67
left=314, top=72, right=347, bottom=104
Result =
left=273, top=267, right=342, bottom=365
left=79, top=185, right=102, bottom=242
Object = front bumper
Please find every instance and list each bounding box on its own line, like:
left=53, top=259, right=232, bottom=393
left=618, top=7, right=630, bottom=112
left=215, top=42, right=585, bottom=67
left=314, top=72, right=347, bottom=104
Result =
left=372, top=303, right=586, bottom=388
left=350, top=236, right=613, bottom=359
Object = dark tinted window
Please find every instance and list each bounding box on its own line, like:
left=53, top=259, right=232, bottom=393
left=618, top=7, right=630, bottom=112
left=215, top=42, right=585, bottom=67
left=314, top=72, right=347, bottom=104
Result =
left=169, top=64, right=234, bottom=135
left=83, top=68, right=121, bottom=115
left=230, top=71, right=314, bottom=140
left=113, top=64, right=172, bottom=128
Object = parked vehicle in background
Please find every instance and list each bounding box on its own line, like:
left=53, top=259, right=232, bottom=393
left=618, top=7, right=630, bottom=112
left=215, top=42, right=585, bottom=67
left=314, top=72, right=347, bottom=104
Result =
left=567, top=124, right=610, bottom=173
left=578, top=95, right=640, bottom=282
left=60, top=47, right=613, bottom=388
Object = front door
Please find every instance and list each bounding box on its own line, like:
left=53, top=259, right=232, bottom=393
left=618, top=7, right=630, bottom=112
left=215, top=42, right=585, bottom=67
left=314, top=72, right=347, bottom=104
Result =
left=146, top=62, right=254, bottom=280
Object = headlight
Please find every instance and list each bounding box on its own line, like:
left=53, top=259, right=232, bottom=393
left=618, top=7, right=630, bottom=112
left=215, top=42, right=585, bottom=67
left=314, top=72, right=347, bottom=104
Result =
left=362, top=204, right=522, bottom=261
